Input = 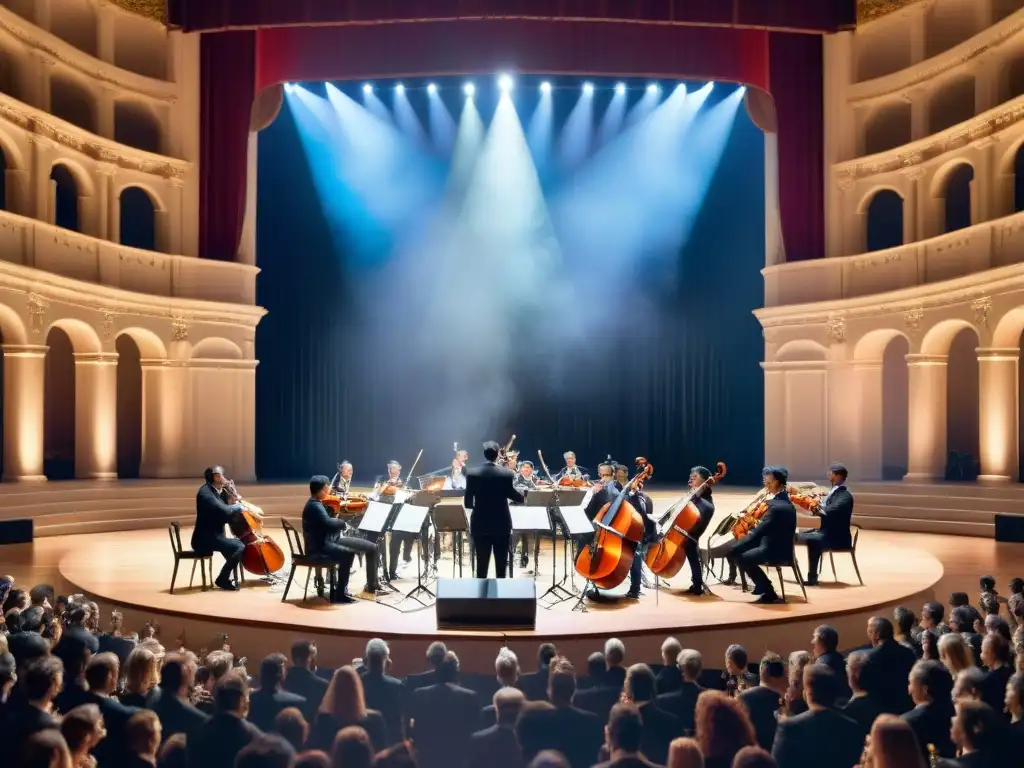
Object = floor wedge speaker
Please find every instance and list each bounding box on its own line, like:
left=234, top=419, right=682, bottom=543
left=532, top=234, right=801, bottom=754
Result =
left=0, top=518, right=33, bottom=545
left=995, top=514, right=1024, bottom=543
left=435, top=578, right=537, bottom=629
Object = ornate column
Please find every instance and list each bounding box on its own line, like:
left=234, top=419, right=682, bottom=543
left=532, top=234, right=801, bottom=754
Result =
left=30, top=136, right=56, bottom=223
left=2, top=345, right=48, bottom=481
left=138, top=360, right=189, bottom=477
left=972, top=138, right=997, bottom=233
left=904, top=353, right=948, bottom=481
left=163, top=178, right=184, bottom=255
left=901, top=167, right=924, bottom=244
left=977, top=347, right=1019, bottom=482
left=73, top=352, right=118, bottom=479
left=853, top=359, right=885, bottom=481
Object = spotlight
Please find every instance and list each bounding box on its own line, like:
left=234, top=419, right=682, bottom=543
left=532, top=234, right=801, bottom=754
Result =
left=582, top=82, right=594, bottom=95
left=463, top=82, right=475, bottom=98
left=647, top=83, right=660, bottom=94
left=615, top=82, right=626, bottom=95
left=362, top=83, right=373, bottom=95
left=707, top=82, right=715, bottom=92
left=498, top=74, right=514, bottom=93
left=540, top=81, right=552, bottom=95
left=395, top=83, right=405, bottom=95
left=427, top=83, right=438, bottom=95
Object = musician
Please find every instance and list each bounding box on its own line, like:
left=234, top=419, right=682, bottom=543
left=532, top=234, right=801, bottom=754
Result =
left=514, top=460, right=541, bottom=570
left=504, top=450, right=519, bottom=473
left=593, top=461, right=615, bottom=489
left=731, top=467, right=797, bottom=604
left=443, top=450, right=469, bottom=491
left=192, top=466, right=249, bottom=591
left=582, top=467, right=644, bottom=601
left=515, top=461, right=540, bottom=492
left=302, top=475, right=380, bottom=603
left=375, top=461, right=405, bottom=499
left=797, top=463, right=854, bottom=587
left=330, top=462, right=354, bottom=497
left=683, top=466, right=716, bottom=596
left=464, top=441, right=525, bottom=578
left=556, top=451, right=589, bottom=483
left=376, top=461, right=415, bottom=581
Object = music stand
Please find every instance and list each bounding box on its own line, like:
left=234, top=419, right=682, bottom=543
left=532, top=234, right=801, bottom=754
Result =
left=510, top=507, right=553, bottom=579
left=557, top=502, right=598, bottom=611
left=393, top=504, right=433, bottom=607
left=433, top=502, right=469, bottom=577
left=359, top=501, right=401, bottom=594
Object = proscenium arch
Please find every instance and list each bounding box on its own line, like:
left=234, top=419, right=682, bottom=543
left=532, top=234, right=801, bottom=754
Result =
left=46, top=318, right=102, bottom=355
left=920, top=318, right=981, bottom=356
left=853, top=328, right=911, bottom=360
left=190, top=336, right=244, bottom=360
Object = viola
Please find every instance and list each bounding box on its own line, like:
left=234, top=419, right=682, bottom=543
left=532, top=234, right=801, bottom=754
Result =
left=224, top=481, right=286, bottom=576
left=324, top=494, right=369, bottom=515
left=573, top=462, right=653, bottom=590
left=645, top=461, right=726, bottom=578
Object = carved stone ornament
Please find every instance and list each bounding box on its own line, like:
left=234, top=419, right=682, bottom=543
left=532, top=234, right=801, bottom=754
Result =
left=171, top=315, right=188, bottom=342
left=826, top=315, right=847, bottom=344
left=101, top=310, right=115, bottom=341
left=27, top=293, right=48, bottom=335
left=972, top=295, right=993, bottom=328
left=904, top=306, right=925, bottom=337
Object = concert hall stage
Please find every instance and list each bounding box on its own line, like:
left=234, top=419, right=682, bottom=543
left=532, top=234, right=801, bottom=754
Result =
left=6, top=480, right=1004, bottom=676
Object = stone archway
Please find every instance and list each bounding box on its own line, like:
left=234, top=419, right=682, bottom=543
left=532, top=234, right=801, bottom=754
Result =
left=43, top=326, right=76, bottom=479
left=50, top=164, right=80, bottom=232
left=946, top=326, right=980, bottom=480
left=119, top=187, right=157, bottom=251
left=115, top=334, right=142, bottom=479
left=864, top=189, right=903, bottom=252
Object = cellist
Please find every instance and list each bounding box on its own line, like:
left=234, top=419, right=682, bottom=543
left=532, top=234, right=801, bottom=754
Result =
left=581, top=462, right=644, bottom=601
left=682, top=466, right=716, bottom=596
left=191, top=466, right=254, bottom=592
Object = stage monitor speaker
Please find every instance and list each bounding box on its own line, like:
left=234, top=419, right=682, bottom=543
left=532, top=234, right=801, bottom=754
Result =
left=0, top=518, right=33, bottom=545
left=435, top=578, right=537, bottom=629
left=995, top=514, right=1024, bottom=543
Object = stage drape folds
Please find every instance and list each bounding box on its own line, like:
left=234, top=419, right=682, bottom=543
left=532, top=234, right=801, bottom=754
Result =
left=199, top=31, right=255, bottom=263
left=770, top=33, right=826, bottom=263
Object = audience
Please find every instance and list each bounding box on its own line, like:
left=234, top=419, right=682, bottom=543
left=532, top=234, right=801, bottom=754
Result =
left=125, top=709, right=162, bottom=767
left=519, top=643, right=558, bottom=702
left=82, top=652, right=139, bottom=765
left=694, top=691, right=756, bottom=768
left=273, top=706, right=309, bottom=752
left=284, top=640, right=328, bottom=722
left=841, top=651, right=883, bottom=733
left=120, top=647, right=160, bottom=709
left=739, top=653, right=787, bottom=752
left=156, top=733, right=186, bottom=768
left=946, top=700, right=1002, bottom=766
left=666, top=737, right=704, bottom=768
left=862, top=617, right=916, bottom=715
left=187, top=670, right=260, bottom=767
left=248, top=652, right=307, bottom=732
left=656, top=638, right=683, bottom=696
left=148, top=652, right=207, bottom=743
left=406, top=651, right=479, bottom=768
left=864, top=714, right=925, bottom=768
left=360, top=638, right=404, bottom=744
left=810, top=625, right=847, bottom=696
left=623, top=663, right=678, bottom=764
left=308, top=665, right=387, bottom=753
left=594, top=703, right=657, bottom=768
left=468, top=686, right=525, bottom=768
left=771, top=665, right=862, bottom=768
left=331, top=725, right=374, bottom=768
left=782, top=652, right=810, bottom=718
left=235, top=734, right=296, bottom=768
left=60, top=703, right=104, bottom=768
left=656, top=649, right=704, bottom=735
left=22, top=729, right=73, bottom=768
left=903, top=659, right=956, bottom=760
left=481, top=647, right=521, bottom=728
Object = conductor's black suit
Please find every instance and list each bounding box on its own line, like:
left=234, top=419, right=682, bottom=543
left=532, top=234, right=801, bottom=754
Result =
left=464, top=461, right=524, bottom=578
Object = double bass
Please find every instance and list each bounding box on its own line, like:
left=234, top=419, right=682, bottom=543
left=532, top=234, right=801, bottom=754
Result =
left=574, top=462, right=653, bottom=590
left=224, top=480, right=286, bottom=576
left=645, top=462, right=726, bottom=578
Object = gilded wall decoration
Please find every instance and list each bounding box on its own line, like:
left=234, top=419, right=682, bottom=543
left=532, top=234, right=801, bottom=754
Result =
left=101, top=310, right=115, bottom=341
left=826, top=315, right=848, bottom=344
left=171, top=315, right=189, bottom=342
left=858, top=0, right=922, bottom=23
left=904, top=306, right=925, bottom=336
left=972, top=295, right=993, bottom=328
left=112, top=0, right=166, bottom=24
left=27, top=293, right=48, bottom=335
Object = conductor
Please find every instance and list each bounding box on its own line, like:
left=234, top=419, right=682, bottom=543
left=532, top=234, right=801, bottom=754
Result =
left=464, top=441, right=525, bottom=578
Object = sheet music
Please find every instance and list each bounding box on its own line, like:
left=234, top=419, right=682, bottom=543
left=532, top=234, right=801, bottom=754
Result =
left=359, top=501, right=394, bottom=533
left=393, top=503, right=429, bottom=533
left=559, top=504, right=595, bottom=537
left=511, top=506, right=553, bottom=532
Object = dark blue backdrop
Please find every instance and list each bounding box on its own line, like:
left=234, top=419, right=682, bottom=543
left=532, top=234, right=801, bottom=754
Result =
left=255, top=77, right=765, bottom=484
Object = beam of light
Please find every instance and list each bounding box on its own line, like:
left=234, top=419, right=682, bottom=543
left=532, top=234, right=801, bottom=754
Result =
left=540, top=81, right=551, bottom=95
left=427, top=85, right=456, bottom=156
left=427, top=83, right=437, bottom=95
left=498, top=73, right=514, bottom=93
left=463, top=82, right=475, bottom=98
left=445, top=93, right=485, bottom=200
left=362, top=83, right=373, bottom=95
left=582, top=82, right=594, bottom=96
left=527, top=81, right=554, bottom=180
left=557, top=86, right=595, bottom=171
left=647, top=83, right=660, bottom=95
left=360, top=84, right=393, bottom=124
left=625, top=81, right=673, bottom=127
left=597, top=85, right=628, bottom=147
left=395, top=83, right=405, bottom=95
left=393, top=81, right=428, bottom=148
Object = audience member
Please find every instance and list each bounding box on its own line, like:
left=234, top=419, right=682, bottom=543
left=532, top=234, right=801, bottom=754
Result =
left=862, top=617, right=916, bottom=714
left=273, top=706, right=309, bottom=752
left=656, top=649, right=704, bottom=735
left=294, top=751, right=331, bottom=768
left=120, top=646, right=160, bottom=708
left=841, top=651, right=882, bottom=733
left=467, top=686, right=525, bottom=768
left=782, top=652, right=810, bottom=718
left=739, top=653, right=787, bottom=751
left=724, top=645, right=756, bottom=694
left=373, top=741, right=419, bottom=768
left=82, top=651, right=140, bottom=765
left=624, top=663, right=679, bottom=764
left=903, top=660, right=955, bottom=760
left=591, top=703, right=658, bottom=768
left=605, top=638, right=627, bottom=689
left=407, top=651, right=479, bottom=768
left=519, top=643, right=558, bottom=701
left=21, top=728, right=73, bottom=768
left=656, top=638, right=684, bottom=696
left=125, top=709, right=162, bottom=767
left=920, top=629, right=941, bottom=662
left=249, top=652, right=307, bottom=732
left=527, top=750, right=569, bottom=768
left=771, top=665, right=861, bottom=768
left=864, top=714, right=926, bottom=768
left=1007, top=673, right=1023, bottom=741
left=405, top=640, right=447, bottom=690
left=332, top=725, right=374, bottom=768
left=580, top=652, right=607, bottom=691
left=309, top=665, right=387, bottom=753
left=576, top=651, right=623, bottom=723
left=6, top=655, right=63, bottom=746
left=666, top=737, right=703, bottom=768
left=943, top=700, right=1003, bottom=766
left=953, top=667, right=986, bottom=703
left=480, top=647, right=521, bottom=728
left=149, top=651, right=207, bottom=742
left=950, top=606, right=984, bottom=662
left=52, top=613, right=94, bottom=715
left=979, top=633, right=1012, bottom=718
left=156, top=733, right=187, bottom=768
left=515, top=659, right=603, bottom=768
left=285, top=640, right=329, bottom=722
left=920, top=602, right=947, bottom=635
left=361, top=638, right=404, bottom=744
left=894, top=607, right=922, bottom=658
left=60, top=703, right=105, bottom=768
left=235, top=733, right=297, bottom=768
left=731, top=747, right=776, bottom=768
left=187, top=670, right=261, bottom=767
left=694, top=690, right=756, bottom=768
left=810, top=625, right=847, bottom=696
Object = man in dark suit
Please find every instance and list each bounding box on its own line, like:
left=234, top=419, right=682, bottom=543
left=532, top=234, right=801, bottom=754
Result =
left=574, top=652, right=622, bottom=725
left=407, top=651, right=480, bottom=768
left=592, top=702, right=661, bottom=768
left=519, top=643, right=557, bottom=701
left=404, top=641, right=448, bottom=692
left=655, top=649, right=704, bottom=736
left=187, top=671, right=262, bottom=768
left=467, top=687, right=525, bottom=768
left=682, top=466, right=716, bottom=595
left=302, top=475, right=379, bottom=602
left=862, top=616, right=917, bottom=715
left=581, top=468, right=644, bottom=601
left=247, top=653, right=307, bottom=732
left=479, top=648, right=521, bottom=728
left=149, top=652, right=208, bottom=743
left=771, top=665, right=863, bottom=768
left=283, top=640, right=328, bottom=723
left=623, top=664, right=680, bottom=765
left=82, top=652, right=143, bottom=766
left=655, top=638, right=683, bottom=696
left=797, top=464, right=854, bottom=586
left=841, top=651, right=883, bottom=735
left=192, top=466, right=247, bottom=591
left=464, top=441, right=524, bottom=578
left=362, top=638, right=405, bottom=745
left=3, top=655, right=62, bottom=748
left=811, top=625, right=850, bottom=701
left=903, top=660, right=956, bottom=761
left=731, top=466, right=797, bottom=604
left=740, top=653, right=788, bottom=751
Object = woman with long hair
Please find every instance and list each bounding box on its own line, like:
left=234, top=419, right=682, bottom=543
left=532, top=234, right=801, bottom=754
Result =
left=120, top=647, right=160, bottom=707
left=938, top=633, right=974, bottom=677
left=919, top=630, right=940, bottom=662
left=784, top=652, right=811, bottom=717
left=307, top=666, right=387, bottom=753
left=694, top=691, right=757, bottom=768
left=666, top=737, right=704, bottom=768
left=860, top=714, right=925, bottom=768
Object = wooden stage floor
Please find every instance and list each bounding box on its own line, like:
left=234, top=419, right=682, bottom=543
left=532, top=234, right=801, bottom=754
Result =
left=7, top=485, right=1021, bottom=673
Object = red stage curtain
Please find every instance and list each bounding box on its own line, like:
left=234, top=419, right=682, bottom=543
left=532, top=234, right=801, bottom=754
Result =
left=170, top=0, right=856, bottom=34
left=770, top=32, right=825, bottom=263
left=256, top=21, right=770, bottom=93
left=200, top=31, right=255, bottom=263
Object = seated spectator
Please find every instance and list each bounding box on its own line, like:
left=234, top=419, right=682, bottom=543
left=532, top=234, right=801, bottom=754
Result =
left=841, top=651, right=882, bottom=734
left=21, top=729, right=73, bottom=768
left=53, top=611, right=96, bottom=715
left=149, top=652, right=207, bottom=742
left=187, top=670, right=262, bottom=767
left=519, top=642, right=557, bottom=702
left=373, top=741, right=419, bottom=768
left=863, top=617, right=916, bottom=715
left=333, top=725, right=374, bottom=768
left=5, top=655, right=63, bottom=746
left=623, top=663, right=679, bottom=765
left=285, top=640, right=329, bottom=722
left=249, top=652, right=307, bottom=732
left=983, top=614, right=1012, bottom=643
left=273, top=706, right=309, bottom=753
left=294, top=751, right=332, bottom=768
left=579, top=652, right=607, bottom=691
left=811, top=625, right=847, bottom=698
left=573, top=651, right=621, bottom=724
left=480, top=647, right=520, bottom=728
left=120, top=646, right=160, bottom=708
left=605, top=638, right=627, bottom=690
left=236, top=734, right=296, bottom=768
left=1007, top=673, right=1023, bottom=738
left=405, top=640, right=447, bottom=691
left=740, top=653, right=787, bottom=751
left=949, top=606, right=984, bottom=662
left=920, top=630, right=941, bottom=662
left=666, top=737, right=703, bottom=768
left=942, top=700, right=1003, bottom=766
left=732, top=747, right=776, bottom=768
left=979, top=634, right=1012, bottom=719
left=694, top=690, right=756, bottom=768
left=360, top=638, right=404, bottom=744
left=783, top=652, right=810, bottom=718
left=61, top=703, right=105, bottom=768
left=309, top=665, right=387, bottom=754
left=920, top=602, right=948, bottom=635
left=515, top=659, right=603, bottom=768
left=894, top=607, right=922, bottom=658
left=406, top=652, right=479, bottom=768
left=656, top=638, right=683, bottom=696
left=156, top=734, right=187, bottom=768
left=771, top=665, right=862, bottom=768
left=125, top=710, right=162, bottom=768
left=593, top=703, right=658, bottom=768
left=468, top=687, right=525, bottom=768
left=724, top=645, right=757, bottom=695
left=864, top=714, right=925, bottom=768
left=656, top=649, right=704, bottom=736
left=0, top=651, right=15, bottom=720
left=902, top=660, right=955, bottom=760
left=83, top=651, right=140, bottom=765
left=528, top=751, right=569, bottom=768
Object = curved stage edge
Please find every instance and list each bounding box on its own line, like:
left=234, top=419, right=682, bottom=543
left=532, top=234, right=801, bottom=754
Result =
left=57, top=524, right=944, bottom=675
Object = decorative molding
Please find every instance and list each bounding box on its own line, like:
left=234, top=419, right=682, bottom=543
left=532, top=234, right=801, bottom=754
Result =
left=826, top=314, right=848, bottom=344
left=27, top=293, right=48, bottom=335
left=903, top=306, right=924, bottom=337
left=171, top=315, right=189, bottom=342
left=857, top=0, right=922, bottom=23
left=972, top=295, right=993, bottom=328
left=100, top=309, right=115, bottom=341
left=112, top=0, right=167, bottom=24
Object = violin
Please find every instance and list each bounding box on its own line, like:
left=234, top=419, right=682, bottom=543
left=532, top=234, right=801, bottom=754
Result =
left=224, top=480, right=286, bottom=576
left=730, top=489, right=772, bottom=539
left=645, top=461, right=726, bottom=578
left=573, top=462, right=653, bottom=590
left=324, top=494, right=368, bottom=515
left=558, top=474, right=588, bottom=488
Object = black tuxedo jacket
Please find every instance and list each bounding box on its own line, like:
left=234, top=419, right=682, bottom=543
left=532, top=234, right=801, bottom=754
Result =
left=283, top=666, right=329, bottom=722
left=903, top=701, right=956, bottom=760
left=515, top=703, right=604, bottom=768
left=519, top=667, right=550, bottom=701
left=734, top=491, right=797, bottom=563
left=407, top=682, right=480, bottom=768
left=574, top=684, right=621, bottom=723
left=302, top=498, right=347, bottom=556
left=362, top=670, right=406, bottom=745
left=841, top=693, right=883, bottom=735
left=467, top=724, right=523, bottom=768
left=192, top=483, right=238, bottom=551
left=465, top=462, right=524, bottom=537
left=655, top=681, right=704, bottom=735
left=816, top=651, right=850, bottom=699
left=771, top=707, right=863, bottom=768
left=740, top=685, right=783, bottom=751
left=818, top=486, right=854, bottom=548
left=635, top=702, right=680, bottom=764
left=862, top=640, right=916, bottom=715
left=151, top=689, right=208, bottom=742
left=247, top=687, right=307, bottom=732
left=187, top=712, right=262, bottom=768
left=654, top=665, right=682, bottom=696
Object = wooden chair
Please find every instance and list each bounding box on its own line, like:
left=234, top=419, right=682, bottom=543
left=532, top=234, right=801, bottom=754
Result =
left=820, top=525, right=864, bottom=585
left=168, top=522, right=213, bottom=594
left=280, top=518, right=338, bottom=602
left=762, top=535, right=809, bottom=602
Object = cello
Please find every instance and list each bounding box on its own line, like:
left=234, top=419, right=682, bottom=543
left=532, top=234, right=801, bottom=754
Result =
left=574, top=462, right=653, bottom=590
left=224, top=479, right=286, bottom=576
left=645, top=462, right=726, bottom=578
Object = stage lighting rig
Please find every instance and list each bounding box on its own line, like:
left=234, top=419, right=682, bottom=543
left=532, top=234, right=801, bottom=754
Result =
left=498, top=73, right=514, bottom=92
left=362, top=83, right=373, bottom=95
left=427, top=83, right=438, bottom=95
left=464, top=82, right=476, bottom=97
left=582, top=82, right=594, bottom=95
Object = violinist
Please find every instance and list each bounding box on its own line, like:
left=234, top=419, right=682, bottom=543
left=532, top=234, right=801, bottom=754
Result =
left=374, top=461, right=404, bottom=499
left=731, top=466, right=797, bottom=604
left=556, top=452, right=589, bottom=484
left=514, top=460, right=540, bottom=570
left=192, top=466, right=251, bottom=591
left=302, top=475, right=380, bottom=603
left=375, top=461, right=414, bottom=581
left=797, top=463, right=854, bottom=587
left=683, top=466, right=716, bottom=596
left=504, top=450, right=519, bottom=472
left=330, top=461, right=354, bottom=497
left=443, top=450, right=469, bottom=491
left=514, top=461, right=540, bottom=492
